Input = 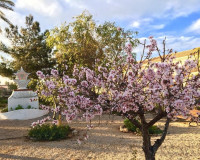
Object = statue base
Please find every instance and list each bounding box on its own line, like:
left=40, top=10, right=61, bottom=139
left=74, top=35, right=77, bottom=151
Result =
left=8, top=89, right=39, bottom=111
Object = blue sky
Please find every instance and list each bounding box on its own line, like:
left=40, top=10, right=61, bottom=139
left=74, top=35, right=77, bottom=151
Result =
left=0, top=0, right=200, bottom=57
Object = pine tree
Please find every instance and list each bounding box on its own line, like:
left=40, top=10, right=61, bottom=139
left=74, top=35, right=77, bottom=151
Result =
left=0, top=15, right=55, bottom=81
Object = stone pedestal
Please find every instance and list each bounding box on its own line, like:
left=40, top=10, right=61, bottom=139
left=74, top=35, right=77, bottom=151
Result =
left=8, top=89, right=39, bottom=111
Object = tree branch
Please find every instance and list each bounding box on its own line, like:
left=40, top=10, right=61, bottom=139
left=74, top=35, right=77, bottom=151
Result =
left=152, top=118, right=170, bottom=154
left=147, top=111, right=167, bottom=127
left=129, top=118, right=142, bottom=129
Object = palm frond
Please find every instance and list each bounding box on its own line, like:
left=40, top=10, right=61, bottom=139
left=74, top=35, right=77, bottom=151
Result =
left=0, top=0, right=14, bottom=25
left=0, top=3, right=13, bottom=11
left=0, top=10, right=5, bottom=16
left=0, top=14, right=12, bottom=25
left=0, top=0, right=14, bottom=7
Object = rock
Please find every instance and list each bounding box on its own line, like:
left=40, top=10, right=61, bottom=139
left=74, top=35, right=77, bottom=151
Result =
left=72, top=129, right=79, bottom=135
left=120, top=125, right=129, bottom=133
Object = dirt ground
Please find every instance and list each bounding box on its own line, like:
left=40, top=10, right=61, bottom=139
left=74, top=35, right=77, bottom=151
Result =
left=0, top=114, right=200, bottom=160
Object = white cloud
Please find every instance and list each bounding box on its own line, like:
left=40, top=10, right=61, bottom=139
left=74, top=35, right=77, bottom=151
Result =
left=0, top=34, right=11, bottom=47
left=187, top=18, right=200, bottom=34
left=9, top=0, right=200, bottom=31
left=0, top=9, right=25, bottom=28
left=131, top=21, right=140, bottom=28
left=151, top=24, right=165, bottom=30
left=16, top=0, right=63, bottom=17
left=61, top=0, right=200, bottom=21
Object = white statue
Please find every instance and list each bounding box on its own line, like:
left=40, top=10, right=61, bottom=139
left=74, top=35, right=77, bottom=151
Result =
left=8, top=67, right=39, bottom=111
left=14, top=67, right=30, bottom=89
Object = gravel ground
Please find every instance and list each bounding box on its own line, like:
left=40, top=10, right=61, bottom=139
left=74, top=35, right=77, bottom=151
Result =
left=0, top=114, right=200, bottom=160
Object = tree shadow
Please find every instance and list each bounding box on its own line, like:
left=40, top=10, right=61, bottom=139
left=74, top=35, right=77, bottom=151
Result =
left=0, top=153, right=45, bottom=160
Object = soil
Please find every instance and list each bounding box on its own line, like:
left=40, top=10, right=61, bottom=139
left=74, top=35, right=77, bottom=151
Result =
left=0, top=114, right=200, bottom=160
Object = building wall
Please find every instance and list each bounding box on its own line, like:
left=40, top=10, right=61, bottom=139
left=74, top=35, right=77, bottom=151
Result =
left=143, top=47, right=199, bottom=75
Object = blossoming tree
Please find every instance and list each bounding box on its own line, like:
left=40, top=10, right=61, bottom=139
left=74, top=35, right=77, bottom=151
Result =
left=94, top=37, right=200, bottom=160
left=36, top=36, right=199, bottom=160
left=36, top=66, right=103, bottom=126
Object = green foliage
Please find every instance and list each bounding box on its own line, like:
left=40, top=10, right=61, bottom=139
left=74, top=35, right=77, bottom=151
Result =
left=15, top=105, right=23, bottom=110
left=1, top=107, right=8, bottom=113
left=46, top=11, right=138, bottom=75
left=0, top=104, right=30, bottom=112
left=124, top=119, right=162, bottom=134
left=148, top=125, right=163, bottom=134
left=0, top=97, right=7, bottom=108
left=124, top=119, right=138, bottom=132
left=27, top=105, right=32, bottom=109
left=27, top=79, right=38, bottom=91
left=0, top=15, right=55, bottom=79
left=0, top=97, right=7, bottom=104
left=0, top=104, right=6, bottom=108
left=28, top=124, right=71, bottom=141
left=5, top=82, right=17, bottom=90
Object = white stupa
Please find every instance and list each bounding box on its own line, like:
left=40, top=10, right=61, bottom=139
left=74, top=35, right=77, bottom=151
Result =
left=8, top=67, right=39, bottom=111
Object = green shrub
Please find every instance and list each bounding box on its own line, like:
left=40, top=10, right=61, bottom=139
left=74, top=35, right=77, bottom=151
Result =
left=124, top=119, right=162, bottom=134
left=148, top=125, right=163, bottom=134
left=0, top=97, right=7, bottom=104
left=15, top=105, right=24, bottom=110
left=27, top=105, right=32, bottom=109
left=124, top=119, right=138, bottom=132
left=0, top=103, right=7, bottom=108
left=28, top=124, right=71, bottom=141
left=1, top=107, right=8, bottom=113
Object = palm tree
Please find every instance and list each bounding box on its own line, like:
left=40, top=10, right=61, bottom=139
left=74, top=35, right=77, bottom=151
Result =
left=0, top=0, right=14, bottom=25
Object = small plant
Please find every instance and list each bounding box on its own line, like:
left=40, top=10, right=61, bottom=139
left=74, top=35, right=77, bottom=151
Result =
left=0, top=97, right=7, bottom=104
left=124, top=119, right=162, bottom=134
left=1, top=107, right=8, bottom=113
left=27, top=105, right=32, bottom=109
left=15, top=105, right=24, bottom=110
left=148, top=125, right=163, bottom=134
left=28, top=124, right=71, bottom=141
left=124, top=119, right=138, bottom=132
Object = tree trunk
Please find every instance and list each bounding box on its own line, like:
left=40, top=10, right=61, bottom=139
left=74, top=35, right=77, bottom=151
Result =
left=142, top=127, right=155, bottom=160
left=142, top=118, right=170, bottom=160
left=58, top=113, right=62, bottom=126
left=53, top=111, right=56, bottom=120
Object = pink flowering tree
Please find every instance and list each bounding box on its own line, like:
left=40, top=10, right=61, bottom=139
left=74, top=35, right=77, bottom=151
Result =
left=36, top=67, right=103, bottom=126
left=35, top=36, right=199, bottom=159
left=93, top=37, right=200, bottom=160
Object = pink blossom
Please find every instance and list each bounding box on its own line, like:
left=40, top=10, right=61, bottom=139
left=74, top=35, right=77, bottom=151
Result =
left=36, top=71, right=45, bottom=79
left=77, top=139, right=82, bottom=145
left=51, top=69, right=59, bottom=77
